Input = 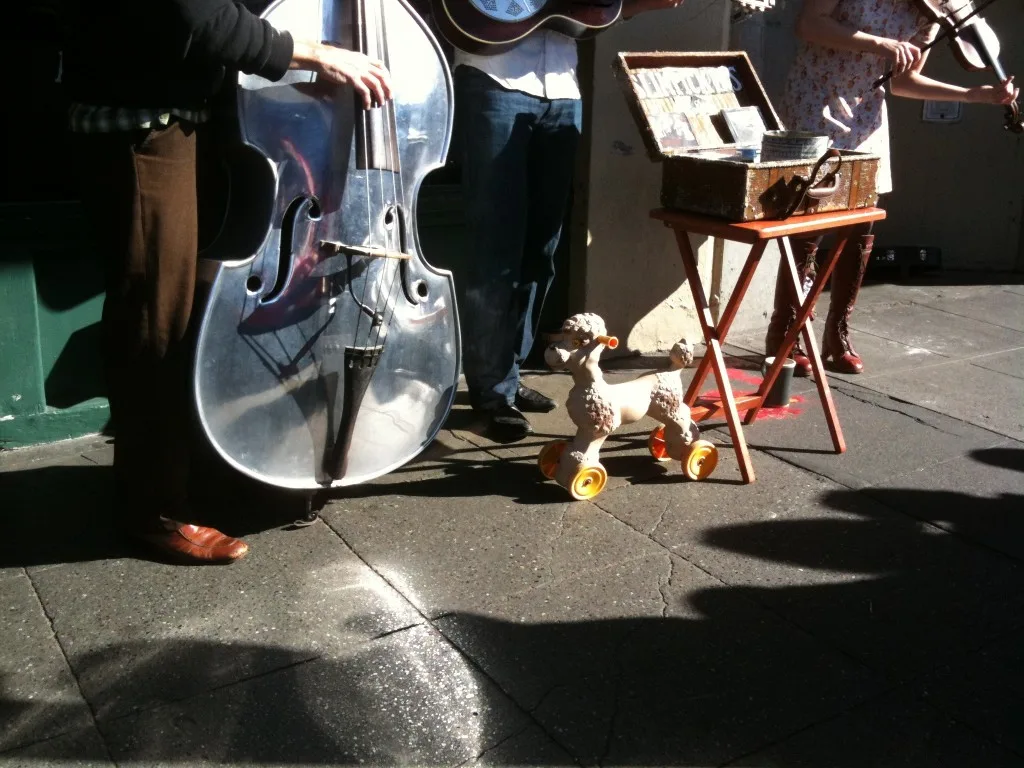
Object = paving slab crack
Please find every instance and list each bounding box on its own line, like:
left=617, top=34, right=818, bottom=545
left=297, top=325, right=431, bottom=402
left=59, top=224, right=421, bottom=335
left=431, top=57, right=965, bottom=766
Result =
left=841, top=323, right=955, bottom=355
left=496, top=552, right=665, bottom=606
left=909, top=299, right=1024, bottom=334
left=740, top=438, right=965, bottom=545
left=597, top=625, right=642, bottom=767
left=658, top=554, right=675, bottom=618
left=544, top=504, right=571, bottom=584
left=831, top=386, right=964, bottom=437
left=0, top=727, right=113, bottom=764
left=970, top=359, right=1024, bottom=382
left=324, top=517, right=580, bottom=765
left=590, top=496, right=739, bottom=600
left=458, top=723, right=534, bottom=767
left=648, top=499, right=673, bottom=539
left=525, top=682, right=576, bottom=718
left=716, top=699, right=866, bottom=767
left=720, top=672, right=1020, bottom=767
left=22, top=570, right=118, bottom=765
left=88, top=652, right=323, bottom=742
left=370, top=621, right=425, bottom=641
left=851, top=344, right=1024, bottom=387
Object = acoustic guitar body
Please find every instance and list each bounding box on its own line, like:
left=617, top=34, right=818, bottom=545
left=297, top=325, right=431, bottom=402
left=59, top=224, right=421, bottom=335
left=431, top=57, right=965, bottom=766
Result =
left=430, top=0, right=623, bottom=55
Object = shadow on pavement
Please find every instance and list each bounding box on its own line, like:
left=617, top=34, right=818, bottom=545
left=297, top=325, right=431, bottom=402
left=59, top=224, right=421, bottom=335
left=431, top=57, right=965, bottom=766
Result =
left=0, top=440, right=312, bottom=568
left=2, top=440, right=1022, bottom=766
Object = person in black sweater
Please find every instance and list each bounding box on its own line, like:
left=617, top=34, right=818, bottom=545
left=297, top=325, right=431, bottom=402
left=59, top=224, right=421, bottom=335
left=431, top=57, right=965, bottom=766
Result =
left=62, top=1, right=392, bottom=564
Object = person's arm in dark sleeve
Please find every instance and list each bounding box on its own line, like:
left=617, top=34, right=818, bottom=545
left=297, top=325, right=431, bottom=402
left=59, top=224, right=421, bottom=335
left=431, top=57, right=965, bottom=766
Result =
left=172, top=0, right=395, bottom=108
left=174, top=0, right=294, bottom=81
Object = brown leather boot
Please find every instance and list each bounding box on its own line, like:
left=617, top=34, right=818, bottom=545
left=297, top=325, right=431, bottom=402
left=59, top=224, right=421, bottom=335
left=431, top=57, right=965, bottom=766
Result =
left=822, top=232, right=874, bottom=374
left=765, top=238, right=818, bottom=377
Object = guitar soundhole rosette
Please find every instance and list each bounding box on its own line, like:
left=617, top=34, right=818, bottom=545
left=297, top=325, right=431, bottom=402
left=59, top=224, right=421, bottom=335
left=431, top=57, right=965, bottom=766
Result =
left=469, top=0, right=541, bottom=21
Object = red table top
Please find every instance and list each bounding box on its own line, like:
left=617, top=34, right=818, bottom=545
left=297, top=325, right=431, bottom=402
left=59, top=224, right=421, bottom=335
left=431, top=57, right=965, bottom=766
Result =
left=650, top=207, right=887, bottom=244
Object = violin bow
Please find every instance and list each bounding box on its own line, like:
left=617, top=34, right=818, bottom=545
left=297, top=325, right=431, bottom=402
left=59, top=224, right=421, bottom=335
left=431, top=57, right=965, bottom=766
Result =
left=871, top=0, right=1003, bottom=89
left=871, top=0, right=1021, bottom=132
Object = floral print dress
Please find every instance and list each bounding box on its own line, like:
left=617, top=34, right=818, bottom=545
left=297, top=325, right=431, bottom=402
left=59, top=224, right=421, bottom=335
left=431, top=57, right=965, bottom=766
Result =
left=778, top=0, right=938, bottom=194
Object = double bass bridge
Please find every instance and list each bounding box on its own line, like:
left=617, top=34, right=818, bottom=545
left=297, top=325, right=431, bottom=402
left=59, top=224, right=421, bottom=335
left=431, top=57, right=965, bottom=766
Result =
left=319, top=240, right=410, bottom=260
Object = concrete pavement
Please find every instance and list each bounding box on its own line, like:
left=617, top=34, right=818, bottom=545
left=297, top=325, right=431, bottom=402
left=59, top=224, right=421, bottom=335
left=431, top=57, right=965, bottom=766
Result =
left=2, top=274, right=1022, bottom=766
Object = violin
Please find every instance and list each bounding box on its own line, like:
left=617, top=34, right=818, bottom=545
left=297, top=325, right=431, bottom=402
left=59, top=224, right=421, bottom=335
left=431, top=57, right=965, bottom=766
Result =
left=192, top=0, right=461, bottom=493
left=873, top=0, right=1021, bottom=133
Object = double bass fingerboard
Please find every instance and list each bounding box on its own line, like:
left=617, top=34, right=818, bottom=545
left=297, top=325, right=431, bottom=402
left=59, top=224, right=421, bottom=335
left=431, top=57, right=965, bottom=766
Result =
left=355, top=0, right=401, bottom=173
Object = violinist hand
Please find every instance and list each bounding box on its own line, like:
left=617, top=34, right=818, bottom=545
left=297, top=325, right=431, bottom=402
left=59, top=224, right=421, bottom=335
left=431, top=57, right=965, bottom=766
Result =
left=878, top=38, right=922, bottom=76
left=292, top=41, right=393, bottom=109
left=966, top=76, right=1018, bottom=106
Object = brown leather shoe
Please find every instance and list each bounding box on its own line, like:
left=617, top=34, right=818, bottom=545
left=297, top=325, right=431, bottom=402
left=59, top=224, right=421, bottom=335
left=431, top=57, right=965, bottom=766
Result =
left=134, top=518, right=250, bottom=564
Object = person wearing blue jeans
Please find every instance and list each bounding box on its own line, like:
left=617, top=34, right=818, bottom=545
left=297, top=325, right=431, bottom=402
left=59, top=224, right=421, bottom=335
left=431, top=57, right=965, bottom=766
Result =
left=455, top=62, right=580, bottom=439
left=452, top=0, right=685, bottom=443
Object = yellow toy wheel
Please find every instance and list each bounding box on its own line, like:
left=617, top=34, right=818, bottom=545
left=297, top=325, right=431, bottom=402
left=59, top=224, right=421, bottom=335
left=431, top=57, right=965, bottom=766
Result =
left=570, top=464, right=608, bottom=500
left=648, top=426, right=671, bottom=462
left=683, top=440, right=718, bottom=481
left=538, top=440, right=568, bottom=479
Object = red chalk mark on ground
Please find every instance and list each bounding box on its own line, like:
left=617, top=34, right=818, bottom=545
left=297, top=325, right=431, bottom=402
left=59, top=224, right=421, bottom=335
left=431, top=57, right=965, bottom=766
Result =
left=729, top=369, right=764, bottom=386
left=694, top=367, right=805, bottom=421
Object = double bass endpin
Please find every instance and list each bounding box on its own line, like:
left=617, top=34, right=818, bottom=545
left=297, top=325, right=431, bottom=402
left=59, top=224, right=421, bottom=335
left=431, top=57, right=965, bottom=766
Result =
left=319, top=240, right=411, bottom=260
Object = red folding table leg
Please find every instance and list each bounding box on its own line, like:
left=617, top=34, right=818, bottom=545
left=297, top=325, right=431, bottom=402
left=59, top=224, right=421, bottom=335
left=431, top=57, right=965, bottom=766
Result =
left=684, top=240, right=768, bottom=407
left=673, top=228, right=755, bottom=483
left=744, top=231, right=851, bottom=456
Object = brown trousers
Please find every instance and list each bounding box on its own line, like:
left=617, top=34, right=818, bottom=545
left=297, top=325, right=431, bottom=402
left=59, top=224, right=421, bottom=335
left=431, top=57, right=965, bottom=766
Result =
left=72, top=121, right=199, bottom=527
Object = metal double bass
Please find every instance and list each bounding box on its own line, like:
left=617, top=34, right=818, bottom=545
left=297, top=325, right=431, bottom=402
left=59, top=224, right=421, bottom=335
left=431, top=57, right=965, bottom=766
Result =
left=193, top=0, right=460, bottom=495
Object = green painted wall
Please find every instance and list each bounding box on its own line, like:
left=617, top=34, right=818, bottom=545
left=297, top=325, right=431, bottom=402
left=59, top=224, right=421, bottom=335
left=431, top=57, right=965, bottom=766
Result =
left=0, top=178, right=565, bottom=451
left=0, top=203, right=110, bottom=449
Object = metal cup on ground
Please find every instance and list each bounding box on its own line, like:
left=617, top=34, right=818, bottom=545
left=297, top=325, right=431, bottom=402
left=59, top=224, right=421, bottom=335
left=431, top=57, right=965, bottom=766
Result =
left=760, top=356, right=796, bottom=407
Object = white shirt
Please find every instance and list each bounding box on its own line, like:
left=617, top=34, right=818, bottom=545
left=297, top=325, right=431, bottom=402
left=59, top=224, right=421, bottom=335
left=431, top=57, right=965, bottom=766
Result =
left=453, top=30, right=580, bottom=100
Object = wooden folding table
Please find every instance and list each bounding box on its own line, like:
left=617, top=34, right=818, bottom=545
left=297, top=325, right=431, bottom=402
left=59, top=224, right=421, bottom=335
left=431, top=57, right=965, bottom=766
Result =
left=650, top=207, right=887, bottom=483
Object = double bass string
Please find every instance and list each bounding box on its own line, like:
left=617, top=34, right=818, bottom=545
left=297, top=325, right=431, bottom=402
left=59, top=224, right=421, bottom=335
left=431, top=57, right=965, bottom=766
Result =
left=370, top=0, right=407, bottom=353
left=362, top=0, right=391, bottom=350
left=381, top=1, right=408, bottom=344
left=352, top=0, right=378, bottom=348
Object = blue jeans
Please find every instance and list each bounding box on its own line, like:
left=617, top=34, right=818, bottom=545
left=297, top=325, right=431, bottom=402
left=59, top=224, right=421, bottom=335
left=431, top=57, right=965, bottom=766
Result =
left=455, top=65, right=582, bottom=410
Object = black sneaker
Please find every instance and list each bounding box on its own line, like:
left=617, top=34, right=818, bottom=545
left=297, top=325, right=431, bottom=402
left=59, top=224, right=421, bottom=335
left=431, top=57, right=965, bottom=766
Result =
left=485, top=403, right=534, bottom=443
left=515, top=384, right=556, bottom=413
